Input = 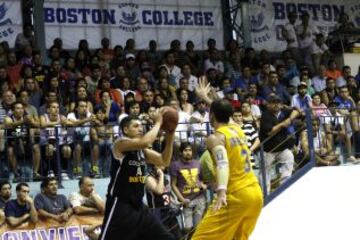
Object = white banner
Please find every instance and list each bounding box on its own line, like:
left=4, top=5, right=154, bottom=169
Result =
left=247, top=0, right=360, bottom=51
left=43, top=0, right=224, bottom=50
left=0, top=1, right=23, bottom=47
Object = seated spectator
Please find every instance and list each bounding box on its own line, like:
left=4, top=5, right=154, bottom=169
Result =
left=5, top=182, right=38, bottom=227
left=325, top=59, right=342, bottom=80
left=262, top=71, right=291, bottom=104
left=69, top=86, right=94, bottom=113
left=334, top=86, right=355, bottom=116
left=177, top=63, right=198, bottom=91
left=312, top=64, right=327, bottom=93
left=241, top=101, right=260, bottom=129
left=170, top=142, right=206, bottom=234
left=347, top=76, right=360, bottom=103
left=232, top=66, right=256, bottom=96
left=96, top=90, right=121, bottom=123
left=336, top=65, right=352, bottom=88
left=176, top=77, right=196, bottom=104
left=311, top=93, right=330, bottom=119
left=4, top=101, right=40, bottom=181
left=300, top=118, right=339, bottom=166
left=35, top=177, right=73, bottom=223
left=324, top=101, right=356, bottom=162
left=156, top=77, right=177, bottom=103
left=291, top=82, right=313, bottom=116
left=95, top=77, right=122, bottom=106
left=355, top=65, right=360, bottom=84
left=320, top=77, right=338, bottom=106
left=243, top=95, right=262, bottom=120
left=0, top=181, right=12, bottom=225
left=140, top=89, right=155, bottom=113
left=162, top=51, right=181, bottom=87
left=69, top=176, right=105, bottom=215
left=39, top=90, right=67, bottom=115
left=178, top=89, right=194, bottom=115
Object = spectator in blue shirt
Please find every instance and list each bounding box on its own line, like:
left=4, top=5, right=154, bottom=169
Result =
left=291, top=82, right=312, bottom=116
left=5, top=182, right=38, bottom=227
left=334, top=86, right=355, bottom=117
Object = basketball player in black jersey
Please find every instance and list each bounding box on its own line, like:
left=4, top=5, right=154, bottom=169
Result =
left=99, top=110, right=176, bottom=240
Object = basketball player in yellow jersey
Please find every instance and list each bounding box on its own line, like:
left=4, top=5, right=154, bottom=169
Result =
left=192, top=99, right=263, bottom=240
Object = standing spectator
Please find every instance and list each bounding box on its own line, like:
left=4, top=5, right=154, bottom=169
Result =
left=0, top=181, right=11, bottom=224
left=147, top=40, right=162, bottom=67
left=14, top=25, right=35, bottom=52
left=170, top=142, right=207, bottom=234
left=6, top=52, right=22, bottom=91
left=310, top=33, right=330, bottom=74
left=5, top=182, right=38, bottom=227
left=98, top=37, right=114, bottom=64
left=69, top=176, right=105, bottom=215
left=67, top=100, right=96, bottom=177
left=184, top=40, right=201, bottom=75
left=282, top=12, right=299, bottom=63
left=259, top=96, right=299, bottom=192
left=295, top=12, right=319, bottom=64
left=124, top=53, right=140, bottom=83
left=35, top=178, right=73, bottom=223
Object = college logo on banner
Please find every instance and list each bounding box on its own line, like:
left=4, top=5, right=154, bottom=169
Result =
left=118, top=3, right=141, bottom=32
left=0, top=2, right=14, bottom=38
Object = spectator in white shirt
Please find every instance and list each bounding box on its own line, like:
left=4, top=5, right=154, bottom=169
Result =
left=312, top=64, right=328, bottom=93
left=204, top=49, right=224, bottom=76
left=296, top=12, right=319, bottom=65
left=176, top=64, right=198, bottom=91
left=282, top=11, right=299, bottom=55
left=310, top=33, right=330, bottom=73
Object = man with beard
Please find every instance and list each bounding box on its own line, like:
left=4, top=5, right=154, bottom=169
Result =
left=170, top=142, right=207, bottom=235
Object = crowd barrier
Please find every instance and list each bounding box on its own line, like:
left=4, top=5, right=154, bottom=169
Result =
left=0, top=214, right=103, bottom=240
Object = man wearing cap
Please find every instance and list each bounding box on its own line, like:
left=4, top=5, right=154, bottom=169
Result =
left=125, top=53, right=140, bottom=82
left=259, top=96, right=299, bottom=192
left=291, top=82, right=312, bottom=115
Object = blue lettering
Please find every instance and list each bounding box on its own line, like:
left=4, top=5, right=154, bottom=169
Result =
left=173, top=11, right=183, bottom=25
left=78, top=8, right=90, bottom=24
left=297, top=4, right=307, bottom=16
left=67, top=226, right=81, bottom=240
left=20, top=230, right=37, bottom=240
left=322, top=5, right=332, bottom=21
left=2, top=232, right=19, bottom=240
left=58, top=228, right=67, bottom=240
left=39, top=228, right=56, bottom=240
left=273, top=2, right=285, bottom=20
left=56, top=8, right=66, bottom=23
left=67, top=8, right=77, bottom=23
left=153, top=11, right=162, bottom=24
left=163, top=11, right=174, bottom=25
left=44, top=8, right=55, bottom=23
left=142, top=10, right=152, bottom=24
left=204, top=12, right=213, bottom=26
left=194, top=12, right=203, bottom=25
left=332, top=5, right=344, bottom=20
left=183, top=11, right=193, bottom=25
left=103, top=9, right=116, bottom=24
left=286, top=3, right=297, bottom=15
left=92, top=9, right=102, bottom=24
left=308, top=4, right=320, bottom=21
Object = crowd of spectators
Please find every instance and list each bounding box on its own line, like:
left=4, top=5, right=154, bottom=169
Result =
left=0, top=12, right=359, bottom=189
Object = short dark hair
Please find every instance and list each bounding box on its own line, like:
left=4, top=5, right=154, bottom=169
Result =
left=120, top=116, right=140, bottom=134
left=11, top=101, right=23, bottom=111
left=40, top=177, right=57, bottom=189
left=179, top=142, right=192, bottom=152
left=0, top=181, right=11, bottom=190
left=16, top=182, right=29, bottom=192
left=78, top=176, right=91, bottom=187
left=210, top=99, right=233, bottom=123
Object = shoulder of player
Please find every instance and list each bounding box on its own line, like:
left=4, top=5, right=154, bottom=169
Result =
left=205, top=132, right=225, bottom=149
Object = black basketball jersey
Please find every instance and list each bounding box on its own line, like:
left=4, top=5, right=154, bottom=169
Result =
left=107, top=144, right=147, bottom=207
left=146, top=170, right=172, bottom=209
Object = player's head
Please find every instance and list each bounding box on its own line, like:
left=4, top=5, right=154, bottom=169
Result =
left=120, top=116, right=143, bottom=138
left=210, top=99, right=233, bottom=127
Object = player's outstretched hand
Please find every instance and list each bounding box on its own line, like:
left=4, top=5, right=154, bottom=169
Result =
left=151, top=108, right=163, bottom=124
left=212, top=189, right=227, bottom=212
left=195, top=76, right=211, bottom=101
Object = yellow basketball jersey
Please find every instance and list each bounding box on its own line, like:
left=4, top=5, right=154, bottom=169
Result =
left=216, top=124, right=258, bottom=193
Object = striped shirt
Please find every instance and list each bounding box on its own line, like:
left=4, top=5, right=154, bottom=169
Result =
left=242, top=122, right=258, bottom=162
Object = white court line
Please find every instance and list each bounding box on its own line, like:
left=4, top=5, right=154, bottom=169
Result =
left=251, top=165, right=360, bottom=240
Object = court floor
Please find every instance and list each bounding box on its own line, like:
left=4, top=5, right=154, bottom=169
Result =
left=251, top=165, right=360, bottom=240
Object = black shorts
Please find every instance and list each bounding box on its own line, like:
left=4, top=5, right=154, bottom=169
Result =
left=99, top=196, right=175, bottom=240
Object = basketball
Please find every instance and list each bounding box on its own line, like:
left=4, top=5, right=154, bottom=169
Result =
left=161, top=107, right=179, bottom=132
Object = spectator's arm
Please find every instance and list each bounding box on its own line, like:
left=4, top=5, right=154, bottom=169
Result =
left=6, top=214, right=30, bottom=227
left=171, top=176, right=186, bottom=203
left=0, top=209, right=5, bottom=225
left=37, top=209, right=61, bottom=221
left=89, top=192, right=105, bottom=214
left=350, top=111, right=359, bottom=132
left=4, top=116, right=23, bottom=129
left=40, top=115, right=59, bottom=127
left=73, top=206, right=99, bottom=215
left=26, top=197, right=38, bottom=223
left=250, top=137, right=261, bottom=152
